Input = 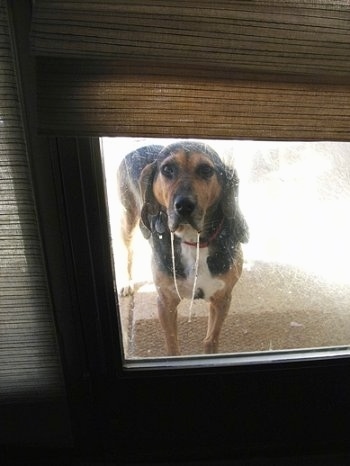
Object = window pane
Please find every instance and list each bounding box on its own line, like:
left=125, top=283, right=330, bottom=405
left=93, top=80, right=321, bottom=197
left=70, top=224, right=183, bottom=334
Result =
left=101, top=138, right=350, bottom=363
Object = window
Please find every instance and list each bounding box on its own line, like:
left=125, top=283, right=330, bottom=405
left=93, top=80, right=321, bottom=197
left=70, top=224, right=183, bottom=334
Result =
left=102, top=137, right=350, bottom=365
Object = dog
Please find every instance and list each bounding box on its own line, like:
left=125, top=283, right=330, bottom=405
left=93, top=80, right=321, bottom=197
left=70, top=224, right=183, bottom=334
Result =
left=117, top=141, right=249, bottom=355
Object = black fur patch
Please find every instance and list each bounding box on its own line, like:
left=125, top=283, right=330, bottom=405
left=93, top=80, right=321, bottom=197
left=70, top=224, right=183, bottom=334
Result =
left=207, top=219, right=237, bottom=275
left=151, top=228, right=186, bottom=279
left=122, top=145, right=164, bottom=183
left=194, top=288, right=205, bottom=299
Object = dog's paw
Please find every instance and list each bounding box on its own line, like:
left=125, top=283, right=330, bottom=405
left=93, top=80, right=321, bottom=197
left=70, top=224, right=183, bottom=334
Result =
left=119, top=280, right=135, bottom=297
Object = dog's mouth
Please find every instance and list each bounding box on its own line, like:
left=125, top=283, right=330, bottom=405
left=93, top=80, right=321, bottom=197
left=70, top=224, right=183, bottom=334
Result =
left=166, top=194, right=205, bottom=234
left=168, top=212, right=203, bottom=235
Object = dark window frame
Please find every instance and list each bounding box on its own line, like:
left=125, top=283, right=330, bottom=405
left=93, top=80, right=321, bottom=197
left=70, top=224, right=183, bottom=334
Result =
left=51, top=137, right=350, bottom=461
left=9, top=0, right=350, bottom=462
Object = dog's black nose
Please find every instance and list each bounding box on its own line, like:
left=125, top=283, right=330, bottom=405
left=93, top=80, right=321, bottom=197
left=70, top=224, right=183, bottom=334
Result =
left=174, top=196, right=195, bottom=216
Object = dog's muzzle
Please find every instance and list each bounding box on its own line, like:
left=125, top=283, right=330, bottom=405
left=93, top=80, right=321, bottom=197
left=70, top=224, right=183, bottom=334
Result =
left=168, top=194, right=202, bottom=232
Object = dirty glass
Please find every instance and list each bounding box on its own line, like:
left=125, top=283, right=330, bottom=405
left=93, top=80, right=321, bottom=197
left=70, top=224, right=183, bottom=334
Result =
left=101, top=138, right=350, bottom=362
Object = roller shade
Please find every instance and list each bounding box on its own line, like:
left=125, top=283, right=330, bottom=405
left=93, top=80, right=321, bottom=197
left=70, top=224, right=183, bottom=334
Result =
left=31, top=1, right=350, bottom=140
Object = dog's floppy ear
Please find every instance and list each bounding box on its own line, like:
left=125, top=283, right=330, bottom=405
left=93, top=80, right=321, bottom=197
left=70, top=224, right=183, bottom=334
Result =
left=139, top=161, right=164, bottom=239
left=220, top=167, right=249, bottom=244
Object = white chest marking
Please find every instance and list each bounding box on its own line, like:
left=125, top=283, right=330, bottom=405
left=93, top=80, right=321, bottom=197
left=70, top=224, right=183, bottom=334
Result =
left=180, top=243, right=224, bottom=300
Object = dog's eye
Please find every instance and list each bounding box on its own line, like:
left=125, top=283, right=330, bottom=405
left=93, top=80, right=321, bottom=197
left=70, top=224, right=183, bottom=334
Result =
left=197, top=164, right=214, bottom=179
left=161, top=164, right=176, bottom=179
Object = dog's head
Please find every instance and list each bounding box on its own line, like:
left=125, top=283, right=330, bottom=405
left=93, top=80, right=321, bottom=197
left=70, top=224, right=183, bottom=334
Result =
left=139, top=141, right=248, bottom=243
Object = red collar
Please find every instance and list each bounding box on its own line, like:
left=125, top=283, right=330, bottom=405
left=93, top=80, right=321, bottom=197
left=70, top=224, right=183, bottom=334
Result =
left=182, top=218, right=225, bottom=248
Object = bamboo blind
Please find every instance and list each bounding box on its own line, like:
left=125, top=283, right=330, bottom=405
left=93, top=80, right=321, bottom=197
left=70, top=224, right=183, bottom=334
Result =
left=0, top=1, right=64, bottom=402
left=31, top=1, right=350, bottom=140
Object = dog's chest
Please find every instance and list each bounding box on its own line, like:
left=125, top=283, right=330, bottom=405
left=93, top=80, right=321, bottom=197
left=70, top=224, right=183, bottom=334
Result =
left=180, top=243, right=224, bottom=300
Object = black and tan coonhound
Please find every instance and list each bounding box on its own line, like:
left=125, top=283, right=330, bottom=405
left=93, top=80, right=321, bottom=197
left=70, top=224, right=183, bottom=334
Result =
left=117, top=141, right=248, bottom=355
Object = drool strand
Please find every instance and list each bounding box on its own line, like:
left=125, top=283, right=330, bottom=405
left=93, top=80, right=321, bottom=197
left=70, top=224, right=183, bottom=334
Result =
left=171, top=231, right=182, bottom=301
left=188, top=231, right=200, bottom=323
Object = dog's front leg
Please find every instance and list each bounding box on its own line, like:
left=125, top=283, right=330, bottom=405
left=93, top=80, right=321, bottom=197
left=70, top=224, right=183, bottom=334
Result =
left=157, top=290, right=181, bottom=356
left=204, top=247, right=243, bottom=353
left=204, top=292, right=231, bottom=354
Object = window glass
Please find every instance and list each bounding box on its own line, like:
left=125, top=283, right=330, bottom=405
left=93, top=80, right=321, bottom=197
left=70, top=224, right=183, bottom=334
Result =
left=101, top=138, right=350, bottom=363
